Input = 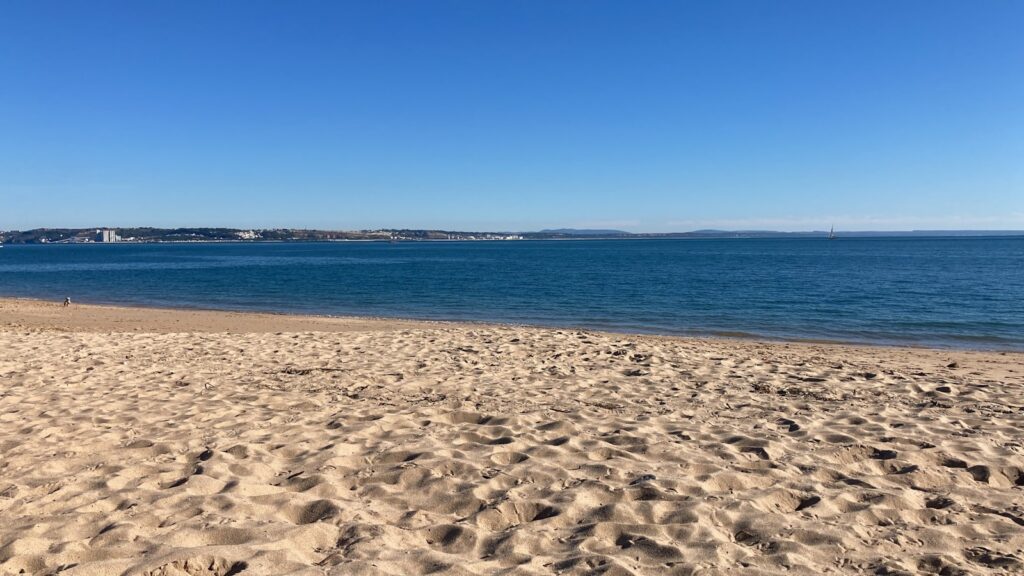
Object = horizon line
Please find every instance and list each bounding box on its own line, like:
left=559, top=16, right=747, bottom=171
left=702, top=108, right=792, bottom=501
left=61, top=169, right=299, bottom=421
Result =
left=4, top=226, right=1024, bottom=235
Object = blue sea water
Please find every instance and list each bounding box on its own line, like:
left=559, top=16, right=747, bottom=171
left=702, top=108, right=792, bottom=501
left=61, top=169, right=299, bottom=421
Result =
left=1, top=238, right=1022, bottom=350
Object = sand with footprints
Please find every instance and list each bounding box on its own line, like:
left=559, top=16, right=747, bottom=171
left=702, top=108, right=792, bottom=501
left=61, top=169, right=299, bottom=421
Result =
left=1, top=298, right=1022, bottom=575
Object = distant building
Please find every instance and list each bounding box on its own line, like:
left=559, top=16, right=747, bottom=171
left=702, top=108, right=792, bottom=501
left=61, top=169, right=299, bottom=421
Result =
left=97, top=229, right=120, bottom=243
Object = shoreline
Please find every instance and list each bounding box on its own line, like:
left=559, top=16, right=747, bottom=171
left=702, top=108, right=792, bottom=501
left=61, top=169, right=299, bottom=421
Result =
left=4, top=295, right=1019, bottom=354
left=3, top=296, right=1020, bottom=356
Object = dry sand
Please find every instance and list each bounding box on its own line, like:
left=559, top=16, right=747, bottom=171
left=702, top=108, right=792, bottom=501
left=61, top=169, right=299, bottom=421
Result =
left=1, top=298, right=1022, bottom=575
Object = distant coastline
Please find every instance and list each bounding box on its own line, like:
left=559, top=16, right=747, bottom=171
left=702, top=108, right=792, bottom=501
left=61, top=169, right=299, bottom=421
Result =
left=2, top=226, right=1023, bottom=244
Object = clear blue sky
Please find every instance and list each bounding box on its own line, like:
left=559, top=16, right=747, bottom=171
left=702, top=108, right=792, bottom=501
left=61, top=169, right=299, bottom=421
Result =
left=2, top=1, right=1021, bottom=232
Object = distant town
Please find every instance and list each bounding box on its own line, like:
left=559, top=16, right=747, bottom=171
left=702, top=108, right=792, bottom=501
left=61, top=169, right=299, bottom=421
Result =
left=1, top=227, right=1022, bottom=244
left=0, top=228, right=526, bottom=244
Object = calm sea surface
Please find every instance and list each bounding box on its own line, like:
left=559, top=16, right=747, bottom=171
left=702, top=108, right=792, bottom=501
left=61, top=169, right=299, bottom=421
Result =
left=1, top=238, right=1022, bottom=349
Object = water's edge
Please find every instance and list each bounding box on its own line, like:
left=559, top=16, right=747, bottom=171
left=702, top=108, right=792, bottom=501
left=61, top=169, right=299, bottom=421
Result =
left=5, top=294, right=1017, bottom=354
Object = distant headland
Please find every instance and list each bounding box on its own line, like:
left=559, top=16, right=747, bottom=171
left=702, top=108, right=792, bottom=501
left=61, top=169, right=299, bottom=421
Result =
left=1, top=227, right=1022, bottom=244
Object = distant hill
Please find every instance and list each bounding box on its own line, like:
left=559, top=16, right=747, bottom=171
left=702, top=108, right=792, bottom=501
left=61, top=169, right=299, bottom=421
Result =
left=537, top=228, right=630, bottom=236
left=1, top=226, right=1022, bottom=244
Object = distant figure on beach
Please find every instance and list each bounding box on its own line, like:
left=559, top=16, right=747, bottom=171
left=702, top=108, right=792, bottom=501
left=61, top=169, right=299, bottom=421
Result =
left=63, top=297, right=71, bottom=307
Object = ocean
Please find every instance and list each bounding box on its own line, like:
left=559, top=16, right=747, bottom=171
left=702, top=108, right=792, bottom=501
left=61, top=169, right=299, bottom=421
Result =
left=1, top=237, right=1022, bottom=349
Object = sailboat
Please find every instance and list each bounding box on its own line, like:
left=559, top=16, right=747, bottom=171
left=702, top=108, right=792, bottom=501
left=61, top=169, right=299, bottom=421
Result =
left=827, top=226, right=836, bottom=240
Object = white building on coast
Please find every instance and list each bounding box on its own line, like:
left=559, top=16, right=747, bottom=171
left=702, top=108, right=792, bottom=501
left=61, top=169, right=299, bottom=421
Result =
left=97, top=229, right=121, bottom=243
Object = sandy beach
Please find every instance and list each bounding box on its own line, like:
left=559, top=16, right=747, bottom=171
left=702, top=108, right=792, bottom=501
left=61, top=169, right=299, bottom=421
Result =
left=1, top=298, right=1022, bottom=575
